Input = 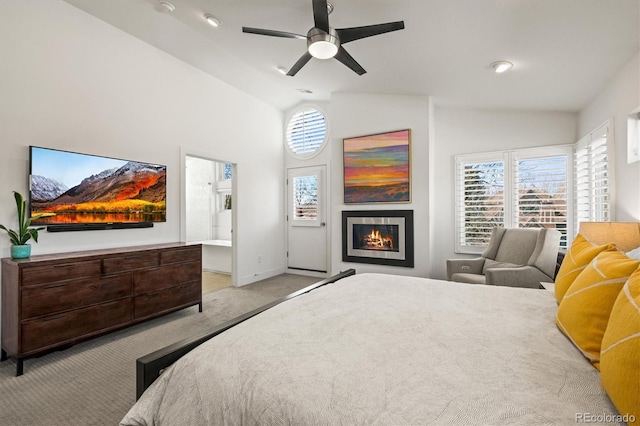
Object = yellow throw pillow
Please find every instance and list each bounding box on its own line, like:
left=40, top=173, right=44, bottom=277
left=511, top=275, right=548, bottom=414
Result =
left=600, top=267, right=640, bottom=424
left=554, top=233, right=615, bottom=303
left=555, top=250, right=640, bottom=369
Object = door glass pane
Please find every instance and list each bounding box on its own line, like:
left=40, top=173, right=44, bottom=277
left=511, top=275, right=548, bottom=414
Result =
left=293, top=175, right=318, bottom=220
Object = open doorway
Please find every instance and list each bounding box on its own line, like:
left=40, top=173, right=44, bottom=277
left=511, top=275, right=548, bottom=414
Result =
left=182, top=152, right=237, bottom=293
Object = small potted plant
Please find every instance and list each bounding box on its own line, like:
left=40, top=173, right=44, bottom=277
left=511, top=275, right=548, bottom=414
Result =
left=0, top=191, right=54, bottom=259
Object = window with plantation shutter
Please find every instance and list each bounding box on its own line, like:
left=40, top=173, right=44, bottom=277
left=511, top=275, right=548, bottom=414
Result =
left=286, top=106, right=328, bottom=158
left=513, top=149, right=570, bottom=248
left=574, top=121, right=613, bottom=232
left=455, top=154, right=506, bottom=252
left=455, top=146, right=572, bottom=254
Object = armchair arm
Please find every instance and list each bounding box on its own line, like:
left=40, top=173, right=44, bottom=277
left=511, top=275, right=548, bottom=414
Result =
left=484, top=266, right=553, bottom=289
left=446, top=257, right=486, bottom=280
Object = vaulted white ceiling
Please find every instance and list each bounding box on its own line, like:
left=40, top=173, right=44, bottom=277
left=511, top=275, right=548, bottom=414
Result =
left=64, top=0, right=639, bottom=112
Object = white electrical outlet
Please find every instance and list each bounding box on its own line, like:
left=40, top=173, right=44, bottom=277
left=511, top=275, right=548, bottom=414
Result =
left=258, top=255, right=262, bottom=264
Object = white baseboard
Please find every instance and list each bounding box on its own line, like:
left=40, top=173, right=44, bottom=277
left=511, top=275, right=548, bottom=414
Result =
left=236, top=266, right=285, bottom=287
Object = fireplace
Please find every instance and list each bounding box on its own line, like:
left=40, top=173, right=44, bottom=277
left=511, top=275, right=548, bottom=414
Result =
left=342, top=210, right=414, bottom=267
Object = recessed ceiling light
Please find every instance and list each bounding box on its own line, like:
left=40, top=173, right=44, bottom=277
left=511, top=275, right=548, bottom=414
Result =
left=275, top=66, right=288, bottom=75
left=158, top=1, right=175, bottom=13
left=491, top=61, right=513, bottom=73
left=204, top=14, right=221, bottom=27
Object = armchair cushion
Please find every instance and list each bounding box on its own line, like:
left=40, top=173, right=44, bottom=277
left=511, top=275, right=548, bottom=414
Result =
left=493, top=229, right=540, bottom=265
left=482, top=259, right=522, bottom=274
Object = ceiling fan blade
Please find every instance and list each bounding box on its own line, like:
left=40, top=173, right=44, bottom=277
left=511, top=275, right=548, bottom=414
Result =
left=312, top=0, right=330, bottom=33
left=336, top=21, right=405, bottom=44
left=334, top=47, right=366, bottom=75
left=242, top=27, right=306, bottom=40
left=287, top=51, right=313, bottom=76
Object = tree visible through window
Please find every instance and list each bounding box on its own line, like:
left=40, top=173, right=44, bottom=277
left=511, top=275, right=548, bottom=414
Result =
left=293, top=175, right=318, bottom=220
left=461, top=161, right=505, bottom=247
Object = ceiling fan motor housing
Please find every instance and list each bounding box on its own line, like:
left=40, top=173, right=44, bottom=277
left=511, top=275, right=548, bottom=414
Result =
left=307, top=27, right=339, bottom=59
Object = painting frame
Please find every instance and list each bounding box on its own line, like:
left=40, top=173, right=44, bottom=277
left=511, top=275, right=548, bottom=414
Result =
left=343, top=129, right=411, bottom=204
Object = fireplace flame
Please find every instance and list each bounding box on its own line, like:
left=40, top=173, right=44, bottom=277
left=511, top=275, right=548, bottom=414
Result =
left=366, top=230, right=394, bottom=249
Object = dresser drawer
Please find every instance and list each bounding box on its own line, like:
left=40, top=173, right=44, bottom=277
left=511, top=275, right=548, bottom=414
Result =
left=134, top=281, right=200, bottom=319
left=102, top=252, right=159, bottom=275
left=133, top=261, right=201, bottom=295
left=21, top=274, right=133, bottom=319
left=21, top=260, right=102, bottom=286
left=160, top=246, right=201, bottom=265
left=21, top=299, right=133, bottom=354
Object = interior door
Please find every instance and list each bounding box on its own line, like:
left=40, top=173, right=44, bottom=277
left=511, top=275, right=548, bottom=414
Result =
left=287, top=166, right=327, bottom=273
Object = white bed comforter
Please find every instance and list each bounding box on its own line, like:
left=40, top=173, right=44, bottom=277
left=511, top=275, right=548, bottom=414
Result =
left=121, top=273, right=621, bottom=425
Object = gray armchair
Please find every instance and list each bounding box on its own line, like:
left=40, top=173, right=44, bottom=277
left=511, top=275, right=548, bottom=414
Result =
left=447, top=227, right=561, bottom=289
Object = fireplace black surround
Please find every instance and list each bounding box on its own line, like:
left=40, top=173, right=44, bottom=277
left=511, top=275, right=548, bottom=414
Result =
left=342, top=210, right=414, bottom=267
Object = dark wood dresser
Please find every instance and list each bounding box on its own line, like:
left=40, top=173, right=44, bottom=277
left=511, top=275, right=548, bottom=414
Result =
left=1, top=243, right=202, bottom=375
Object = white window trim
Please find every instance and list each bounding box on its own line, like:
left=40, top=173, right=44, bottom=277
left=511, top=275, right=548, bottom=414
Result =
left=455, top=145, right=573, bottom=254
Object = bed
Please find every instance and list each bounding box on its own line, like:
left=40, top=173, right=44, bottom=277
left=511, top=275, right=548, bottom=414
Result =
left=121, top=222, right=640, bottom=425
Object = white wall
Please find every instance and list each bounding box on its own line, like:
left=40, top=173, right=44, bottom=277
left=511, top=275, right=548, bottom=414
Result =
left=431, top=108, right=578, bottom=279
left=0, top=1, right=285, bottom=286
left=578, top=53, right=640, bottom=221
left=330, top=93, right=432, bottom=277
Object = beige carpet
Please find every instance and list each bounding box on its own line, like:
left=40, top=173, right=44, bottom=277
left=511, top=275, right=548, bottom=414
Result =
left=0, top=273, right=321, bottom=426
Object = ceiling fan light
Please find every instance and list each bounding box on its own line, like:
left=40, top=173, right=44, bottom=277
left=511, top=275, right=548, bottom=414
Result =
left=307, top=28, right=339, bottom=59
left=491, top=61, right=513, bottom=73
left=309, top=41, right=338, bottom=59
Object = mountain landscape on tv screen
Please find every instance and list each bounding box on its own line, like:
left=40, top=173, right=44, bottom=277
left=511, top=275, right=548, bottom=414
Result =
left=31, top=161, right=166, bottom=224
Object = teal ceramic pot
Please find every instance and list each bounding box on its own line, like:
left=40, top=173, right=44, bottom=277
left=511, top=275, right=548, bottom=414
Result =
left=11, top=244, right=31, bottom=259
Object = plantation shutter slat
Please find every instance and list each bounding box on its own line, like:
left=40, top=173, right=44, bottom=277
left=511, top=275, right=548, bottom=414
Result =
left=455, top=158, right=506, bottom=251
left=286, top=108, right=328, bottom=156
left=512, top=154, right=569, bottom=247
left=574, top=122, right=612, bottom=230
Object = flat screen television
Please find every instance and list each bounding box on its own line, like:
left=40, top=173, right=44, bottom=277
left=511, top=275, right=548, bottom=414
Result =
left=29, top=146, right=166, bottom=227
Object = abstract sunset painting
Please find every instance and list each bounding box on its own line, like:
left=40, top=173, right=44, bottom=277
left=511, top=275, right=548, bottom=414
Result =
left=343, top=129, right=410, bottom=203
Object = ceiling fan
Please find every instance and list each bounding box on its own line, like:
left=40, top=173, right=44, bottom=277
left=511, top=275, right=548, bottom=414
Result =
left=242, top=0, right=405, bottom=76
